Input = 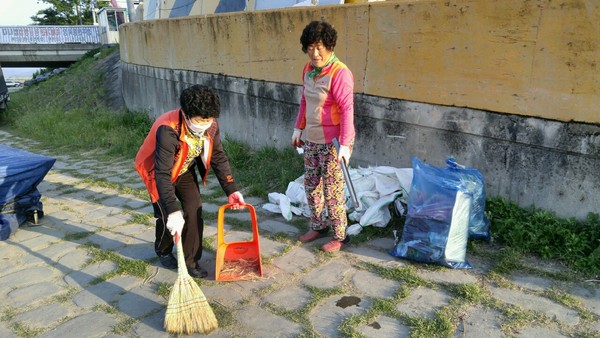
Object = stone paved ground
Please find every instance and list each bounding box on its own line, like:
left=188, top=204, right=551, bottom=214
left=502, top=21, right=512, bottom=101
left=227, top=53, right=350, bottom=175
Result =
left=0, top=129, right=599, bottom=338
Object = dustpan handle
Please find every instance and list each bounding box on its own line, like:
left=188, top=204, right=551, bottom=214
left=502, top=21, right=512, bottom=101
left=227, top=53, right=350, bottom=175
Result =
left=217, top=203, right=259, bottom=239
left=220, top=202, right=253, bottom=211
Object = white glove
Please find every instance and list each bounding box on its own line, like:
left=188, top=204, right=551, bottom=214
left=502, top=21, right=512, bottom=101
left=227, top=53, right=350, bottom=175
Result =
left=291, top=129, right=303, bottom=148
left=166, top=211, right=184, bottom=237
left=337, top=145, right=351, bottom=164
left=228, top=191, right=245, bottom=210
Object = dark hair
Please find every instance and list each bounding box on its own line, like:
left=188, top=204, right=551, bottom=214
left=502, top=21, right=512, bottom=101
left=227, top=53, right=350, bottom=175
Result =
left=179, top=85, right=220, bottom=118
left=300, top=21, right=337, bottom=53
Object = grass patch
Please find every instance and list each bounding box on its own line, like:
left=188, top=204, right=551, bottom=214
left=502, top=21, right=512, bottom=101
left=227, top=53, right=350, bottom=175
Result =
left=223, top=138, right=304, bottom=197
left=156, top=282, right=171, bottom=299
left=129, top=213, right=154, bottom=226
left=1, top=47, right=152, bottom=160
left=449, top=283, right=489, bottom=304
left=112, top=318, right=138, bottom=335
left=83, top=243, right=150, bottom=280
left=543, top=288, right=595, bottom=320
left=9, top=322, right=43, bottom=338
left=366, top=263, right=433, bottom=288
left=1, top=306, right=16, bottom=322
left=488, top=197, right=600, bottom=276
left=63, top=231, right=95, bottom=241
left=211, top=302, right=235, bottom=328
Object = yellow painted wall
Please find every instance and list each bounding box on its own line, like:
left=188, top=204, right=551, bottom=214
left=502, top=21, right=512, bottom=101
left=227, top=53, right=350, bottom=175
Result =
left=120, top=0, right=600, bottom=124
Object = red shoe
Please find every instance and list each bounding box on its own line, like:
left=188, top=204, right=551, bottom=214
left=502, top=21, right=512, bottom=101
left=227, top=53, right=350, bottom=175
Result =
left=299, top=229, right=327, bottom=243
left=322, top=240, right=344, bottom=252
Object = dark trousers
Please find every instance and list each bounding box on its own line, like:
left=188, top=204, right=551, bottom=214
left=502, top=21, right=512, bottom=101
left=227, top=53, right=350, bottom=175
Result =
left=153, top=169, right=204, bottom=269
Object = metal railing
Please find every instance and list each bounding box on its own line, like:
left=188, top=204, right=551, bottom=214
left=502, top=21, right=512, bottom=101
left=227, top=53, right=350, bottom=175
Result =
left=0, top=26, right=101, bottom=44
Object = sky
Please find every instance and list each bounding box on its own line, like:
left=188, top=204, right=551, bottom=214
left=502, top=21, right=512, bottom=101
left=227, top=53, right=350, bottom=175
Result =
left=0, top=0, right=50, bottom=26
left=0, top=0, right=51, bottom=79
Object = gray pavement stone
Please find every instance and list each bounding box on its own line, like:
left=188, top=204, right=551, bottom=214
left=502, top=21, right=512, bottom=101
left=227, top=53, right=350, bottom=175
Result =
left=258, top=219, right=301, bottom=236
left=518, top=326, right=568, bottom=338
left=0, top=258, right=23, bottom=279
left=14, top=303, right=71, bottom=329
left=258, top=236, right=287, bottom=258
left=204, top=222, right=218, bottom=237
left=103, top=195, right=149, bottom=209
left=72, top=276, right=141, bottom=309
left=49, top=218, right=104, bottom=234
left=14, top=229, right=65, bottom=251
left=396, top=287, right=452, bottom=319
left=35, top=240, right=80, bottom=262
left=417, top=268, right=479, bottom=285
left=453, top=305, right=504, bottom=338
left=143, top=266, right=178, bottom=286
left=80, top=208, right=130, bottom=228
left=302, top=260, right=354, bottom=289
left=351, top=269, right=401, bottom=299
left=116, top=242, right=155, bottom=261
left=39, top=311, right=118, bottom=338
left=345, top=245, right=406, bottom=268
left=134, top=227, right=156, bottom=243
left=220, top=229, right=255, bottom=243
left=236, top=306, right=302, bottom=337
left=0, top=266, right=60, bottom=295
left=105, top=175, right=130, bottom=183
left=365, top=236, right=396, bottom=250
left=508, top=274, right=554, bottom=292
left=202, top=283, right=248, bottom=307
left=64, top=261, right=119, bottom=288
left=85, top=231, right=128, bottom=251
left=356, top=315, right=410, bottom=338
left=490, top=287, right=580, bottom=325
left=55, top=248, right=92, bottom=271
left=116, top=223, right=152, bottom=237
left=568, top=285, right=600, bottom=317
left=135, top=204, right=154, bottom=214
left=202, top=202, right=221, bottom=214
left=272, top=246, right=317, bottom=274
left=310, top=294, right=372, bottom=337
left=264, top=285, right=312, bottom=311
left=117, top=284, right=165, bottom=318
left=8, top=225, right=46, bottom=243
left=0, top=323, right=17, bottom=338
left=132, top=309, right=169, bottom=338
left=5, top=282, right=65, bottom=308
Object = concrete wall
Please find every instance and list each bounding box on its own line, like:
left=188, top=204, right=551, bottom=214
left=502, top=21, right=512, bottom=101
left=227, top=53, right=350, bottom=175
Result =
left=119, top=0, right=600, bottom=219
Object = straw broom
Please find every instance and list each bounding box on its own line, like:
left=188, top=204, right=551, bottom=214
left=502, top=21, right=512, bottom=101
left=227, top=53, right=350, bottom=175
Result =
left=164, top=235, right=218, bottom=335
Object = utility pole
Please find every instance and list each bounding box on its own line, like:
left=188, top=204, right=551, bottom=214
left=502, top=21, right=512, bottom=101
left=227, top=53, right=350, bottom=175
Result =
left=76, top=0, right=83, bottom=25
left=126, top=0, right=136, bottom=22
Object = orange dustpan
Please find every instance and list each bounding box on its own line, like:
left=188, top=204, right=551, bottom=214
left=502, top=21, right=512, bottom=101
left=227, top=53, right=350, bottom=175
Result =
left=215, top=203, right=263, bottom=281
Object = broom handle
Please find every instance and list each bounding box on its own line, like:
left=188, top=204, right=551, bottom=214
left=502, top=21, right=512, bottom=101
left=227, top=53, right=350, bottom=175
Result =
left=175, top=235, right=189, bottom=277
left=332, top=137, right=359, bottom=209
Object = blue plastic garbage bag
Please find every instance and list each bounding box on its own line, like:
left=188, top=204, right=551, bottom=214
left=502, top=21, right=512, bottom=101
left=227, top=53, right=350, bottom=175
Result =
left=445, top=158, right=490, bottom=240
left=390, top=157, right=488, bottom=269
left=0, top=145, right=55, bottom=240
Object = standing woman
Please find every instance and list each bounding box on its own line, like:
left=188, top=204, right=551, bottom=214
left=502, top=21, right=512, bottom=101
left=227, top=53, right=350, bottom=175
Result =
left=292, top=21, right=356, bottom=252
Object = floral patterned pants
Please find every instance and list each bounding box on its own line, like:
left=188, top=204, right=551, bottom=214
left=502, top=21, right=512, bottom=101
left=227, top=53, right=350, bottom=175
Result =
left=303, top=141, right=350, bottom=241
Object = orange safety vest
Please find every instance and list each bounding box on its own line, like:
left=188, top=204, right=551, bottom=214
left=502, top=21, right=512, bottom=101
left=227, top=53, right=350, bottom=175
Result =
left=134, top=109, right=214, bottom=203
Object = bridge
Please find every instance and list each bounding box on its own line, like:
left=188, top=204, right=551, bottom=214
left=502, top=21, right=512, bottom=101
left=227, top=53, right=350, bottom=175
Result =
left=0, top=26, right=103, bottom=68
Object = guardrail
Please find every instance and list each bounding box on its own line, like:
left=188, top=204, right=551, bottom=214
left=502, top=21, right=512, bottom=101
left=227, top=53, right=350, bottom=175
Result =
left=0, top=26, right=101, bottom=44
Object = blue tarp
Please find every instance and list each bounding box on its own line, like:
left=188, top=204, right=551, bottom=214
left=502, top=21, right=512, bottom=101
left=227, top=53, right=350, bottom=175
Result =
left=0, top=145, right=55, bottom=240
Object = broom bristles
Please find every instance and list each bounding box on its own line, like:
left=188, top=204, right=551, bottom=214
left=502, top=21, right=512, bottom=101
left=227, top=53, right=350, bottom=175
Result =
left=165, top=239, right=218, bottom=334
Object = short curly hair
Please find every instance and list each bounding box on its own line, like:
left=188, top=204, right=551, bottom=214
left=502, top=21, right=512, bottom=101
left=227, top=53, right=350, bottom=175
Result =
left=179, top=85, right=220, bottom=119
left=300, top=21, right=337, bottom=53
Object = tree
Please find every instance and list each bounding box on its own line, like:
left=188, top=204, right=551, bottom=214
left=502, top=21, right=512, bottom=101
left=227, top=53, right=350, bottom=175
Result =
left=31, top=0, right=96, bottom=26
